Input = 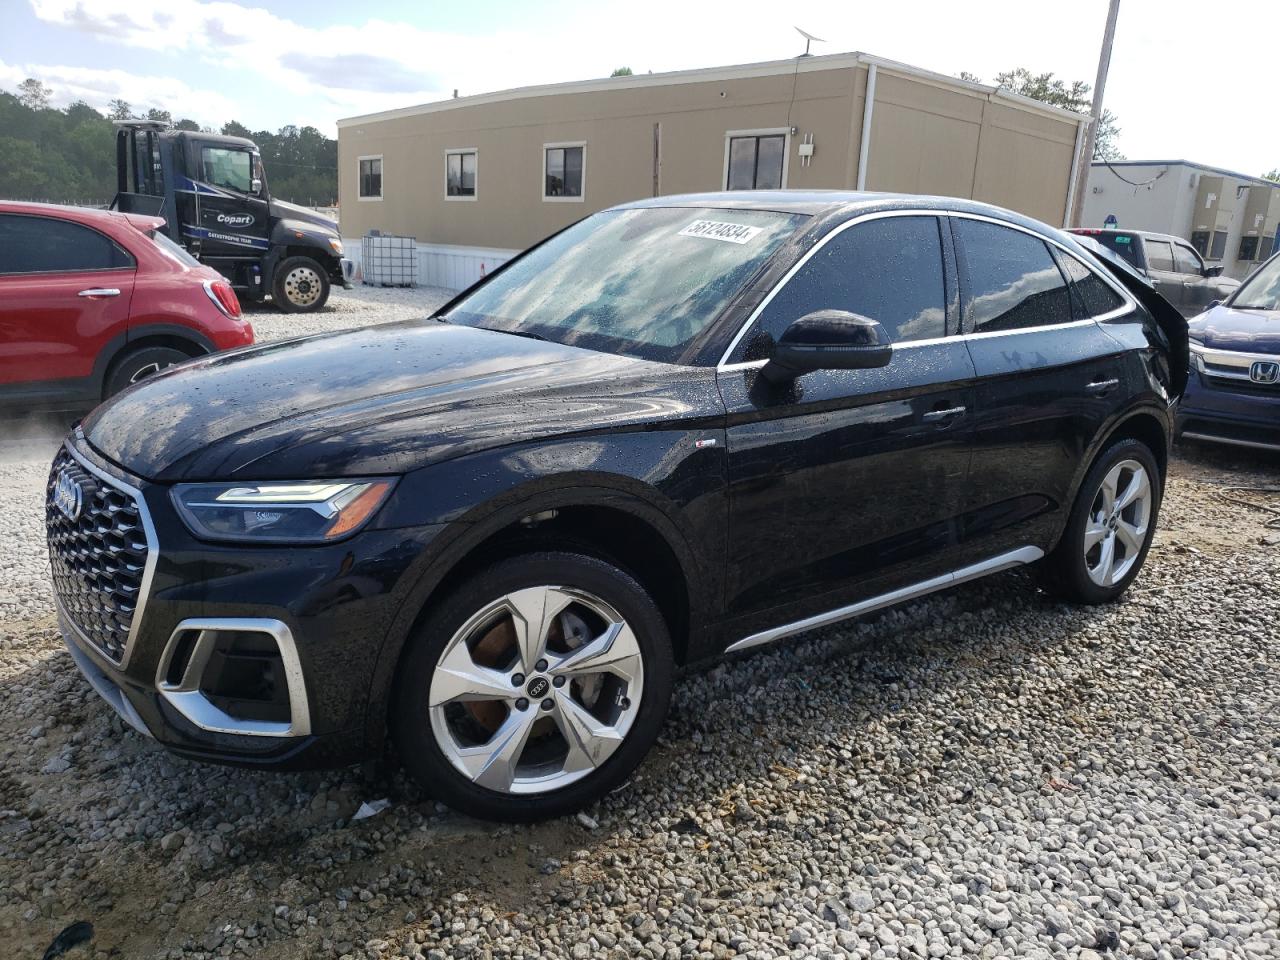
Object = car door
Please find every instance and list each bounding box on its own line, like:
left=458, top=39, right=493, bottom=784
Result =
left=0, top=213, right=136, bottom=389
left=1142, top=237, right=1186, bottom=314
left=954, top=216, right=1131, bottom=561
left=717, top=213, right=976, bottom=635
left=187, top=142, right=271, bottom=262
left=1172, top=240, right=1216, bottom=315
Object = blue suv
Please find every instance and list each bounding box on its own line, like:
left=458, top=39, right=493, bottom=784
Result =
left=1179, top=252, right=1280, bottom=452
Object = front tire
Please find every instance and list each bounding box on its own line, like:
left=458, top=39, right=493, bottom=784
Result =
left=1039, top=438, right=1162, bottom=603
left=272, top=256, right=330, bottom=312
left=393, top=552, right=673, bottom=822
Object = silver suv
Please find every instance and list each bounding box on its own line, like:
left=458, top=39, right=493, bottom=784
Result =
left=1070, top=228, right=1239, bottom=317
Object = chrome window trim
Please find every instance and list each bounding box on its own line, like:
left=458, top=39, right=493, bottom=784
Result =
left=726, top=545, right=1044, bottom=653
left=155, top=617, right=312, bottom=738
left=716, top=208, right=1139, bottom=371
left=59, top=442, right=158, bottom=670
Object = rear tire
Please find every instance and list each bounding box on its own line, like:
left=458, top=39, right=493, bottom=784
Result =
left=272, top=256, right=330, bottom=312
left=103, top=346, right=192, bottom=399
left=393, top=552, right=673, bottom=822
left=1038, top=438, right=1162, bottom=604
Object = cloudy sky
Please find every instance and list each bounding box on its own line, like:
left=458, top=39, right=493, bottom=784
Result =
left=2, top=0, right=1276, bottom=176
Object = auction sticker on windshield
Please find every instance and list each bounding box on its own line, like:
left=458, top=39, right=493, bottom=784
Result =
left=678, top=220, right=765, bottom=244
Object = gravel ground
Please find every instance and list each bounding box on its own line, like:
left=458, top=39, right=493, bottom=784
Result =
left=1, top=287, right=1278, bottom=959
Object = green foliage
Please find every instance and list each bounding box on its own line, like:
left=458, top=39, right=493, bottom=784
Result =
left=610, top=67, right=634, bottom=77
left=994, top=67, right=1124, bottom=161
left=0, top=86, right=337, bottom=206
left=1264, top=169, right=1280, bottom=183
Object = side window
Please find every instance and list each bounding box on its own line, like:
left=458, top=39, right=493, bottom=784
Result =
left=358, top=157, right=383, bottom=199
left=954, top=219, right=1072, bottom=333
left=0, top=214, right=133, bottom=275
left=200, top=147, right=254, bottom=193
left=1173, top=243, right=1203, bottom=275
left=745, top=216, right=947, bottom=359
left=1056, top=251, right=1126, bottom=319
left=1144, top=239, right=1175, bottom=272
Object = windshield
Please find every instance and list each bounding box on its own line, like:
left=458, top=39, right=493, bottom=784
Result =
left=445, top=206, right=806, bottom=363
left=1093, top=232, right=1142, bottom=269
left=148, top=229, right=202, bottom=268
left=1230, top=253, right=1280, bottom=309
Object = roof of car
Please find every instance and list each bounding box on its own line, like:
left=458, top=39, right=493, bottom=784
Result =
left=1070, top=227, right=1185, bottom=243
left=0, top=200, right=126, bottom=223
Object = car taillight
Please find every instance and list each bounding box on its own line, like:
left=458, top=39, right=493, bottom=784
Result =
left=203, top=279, right=242, bottom=319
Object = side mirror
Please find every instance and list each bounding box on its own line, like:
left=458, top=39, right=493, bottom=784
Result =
left=760, top=310, right=892, bottom=384
left=1206, top=299, right=1222, bottom=311
left=250, top=178, right=263, bottom=196
left=1204, top=264, right=1224, bottom=278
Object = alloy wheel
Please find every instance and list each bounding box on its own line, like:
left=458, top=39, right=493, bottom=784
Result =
left=427, top=586, right=645, bottom=795
left=127, top=362, right=166, bottom=385
left=283, top=265, right=323, bottom=308
left=1083, top=458, right=1152, bottom=587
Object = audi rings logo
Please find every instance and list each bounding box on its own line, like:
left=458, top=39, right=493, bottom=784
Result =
left=52, top=469, right=85, bottom=521
left=1250, top=360, right=1280, bottom=385
left=215, top=213, right=255, bottom=228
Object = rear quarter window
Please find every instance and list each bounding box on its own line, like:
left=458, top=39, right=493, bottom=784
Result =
left=955, top=219, right=1073, bottom=333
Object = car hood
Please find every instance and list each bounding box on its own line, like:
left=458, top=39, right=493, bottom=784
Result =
left=83, top=322, right=707, bottom=482
left=1189, top=303, right=1280, bottom=354
left=269, top=198, right=339, bottom=234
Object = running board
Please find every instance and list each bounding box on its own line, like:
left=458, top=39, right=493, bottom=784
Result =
left=724, top=546, right=1044, bottom=654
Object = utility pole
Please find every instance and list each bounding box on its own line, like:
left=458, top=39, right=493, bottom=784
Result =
left=1069, top=0, right=1121, bottom=227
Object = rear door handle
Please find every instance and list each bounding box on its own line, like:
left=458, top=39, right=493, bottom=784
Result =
left=1086, top=378, right=1120, bottom=394
left=78, top=288, right=121, bottom=298
left=922, top=405, right=967, bottom=422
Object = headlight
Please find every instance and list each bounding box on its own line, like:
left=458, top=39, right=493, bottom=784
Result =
left=1188, top=340, right=1206, bottom=374
left=328, top=238, right=344, bottom=256
left=172, top=479, right=394, bottom=543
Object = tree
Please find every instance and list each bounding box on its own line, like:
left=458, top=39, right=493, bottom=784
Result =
left=994, top=68, right=1124, bottom=161
left=145, top=107, right=172, bottom=124
left=221, top=120, right=252, bottom=138
left=108, top=98, right=132, bottom=120
left=17, top=78, right=51, bottom=110
left=610, top=67, right=633, bottom=77
left=957, top=71, right=982, bottom=83
left=1264, top=169, right=1280, bottom=183
left=174, top=118, right=201, bottom=131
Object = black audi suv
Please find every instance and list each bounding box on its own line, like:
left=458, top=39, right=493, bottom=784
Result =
left=47, top=192, right=1187, bottom=821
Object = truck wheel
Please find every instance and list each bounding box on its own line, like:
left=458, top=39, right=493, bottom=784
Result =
left=273, top=257, right=330, bottom=312
left=103, top=346, right=193, bottom=399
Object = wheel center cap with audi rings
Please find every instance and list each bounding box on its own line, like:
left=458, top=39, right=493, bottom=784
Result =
left=526, top=676, right=550, bottom=698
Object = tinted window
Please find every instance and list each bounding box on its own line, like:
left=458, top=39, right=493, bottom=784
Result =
left=545, top=146, right=583, bottom=198
left=1145, top=239, right=1175, bottom=272
left=447, top=151, right=476, bottom=197
left=1094, top=232, right=1141, bottom=268
left=746, top=216, right=947, bottom=356
left=448, top=206, right=804, bottom=364
left=1190, top=231, right=1210, bottom=256
left=359, top=157, right=382, bottom=198
left=1210, top=230, right=1227, bottom=260
left=1238, top=236, right=1260, bottom=262
left=0, top=214, right=133, bottom=275
left=201, top=147, right=253, bottom=193
left=1056, top=251, right=1125, bottom=318
left=1173, top=243, right=1203, bottom=275
left=727, top=135, right=785, bottom=191
left=955, top=219, right=1071, bottom=333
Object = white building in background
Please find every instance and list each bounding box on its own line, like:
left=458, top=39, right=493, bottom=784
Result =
left=1083, top=160, right=1280, bottom=280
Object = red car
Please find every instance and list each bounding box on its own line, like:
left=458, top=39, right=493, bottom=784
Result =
left=0, top=201, right=254, bottom=408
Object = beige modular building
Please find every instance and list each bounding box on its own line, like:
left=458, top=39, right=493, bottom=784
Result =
left=337, top=51, right=1089, bottom=289
left=1083, top=160, right=1280, bottom=281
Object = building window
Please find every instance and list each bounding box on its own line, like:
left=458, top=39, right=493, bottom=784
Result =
left=1190, top=230, right=1210, bottom=256
left=358, top=156, right=383, bottom=200
left=543, top=143, right=585, bottom=200
left=1239, top=235, right=1260, bottom=261
left=1209, top=229, right=1228, bottom=260
left=446, top=150, right=476, bottom=199
left=1260, top=236, right=1276, bottom=261
left=725, top=132, right=787, bottom=190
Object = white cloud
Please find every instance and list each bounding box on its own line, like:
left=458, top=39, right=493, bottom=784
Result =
left=0, top=57, right=238, bottom=126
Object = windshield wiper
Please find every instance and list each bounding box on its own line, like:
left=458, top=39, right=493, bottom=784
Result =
left=472, top=326, right=551, bottom=342
left=1229, top=304, right=1277, bottom=311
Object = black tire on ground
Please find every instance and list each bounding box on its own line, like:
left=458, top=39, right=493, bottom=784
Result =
left=1037, top=437, right=1163, bottom=604
left=103, top=345, right=193, bottom=399
left=272, top=256, right=331, bottom=313
left=393, top=552, right=674, bottom=822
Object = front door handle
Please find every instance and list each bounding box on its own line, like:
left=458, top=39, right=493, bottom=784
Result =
left=78, top=288, right=121, bottom=298
left=922, top=405, right=967, bottom=422
left=1086, top=378, right=1120, bottom=394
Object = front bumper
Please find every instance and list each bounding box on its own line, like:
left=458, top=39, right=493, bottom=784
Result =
left=1175, top=360, right=1280, bottom=451
left=48, top=438, right=439, bottom=770
left=340, top=256, right=355, bottom=288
